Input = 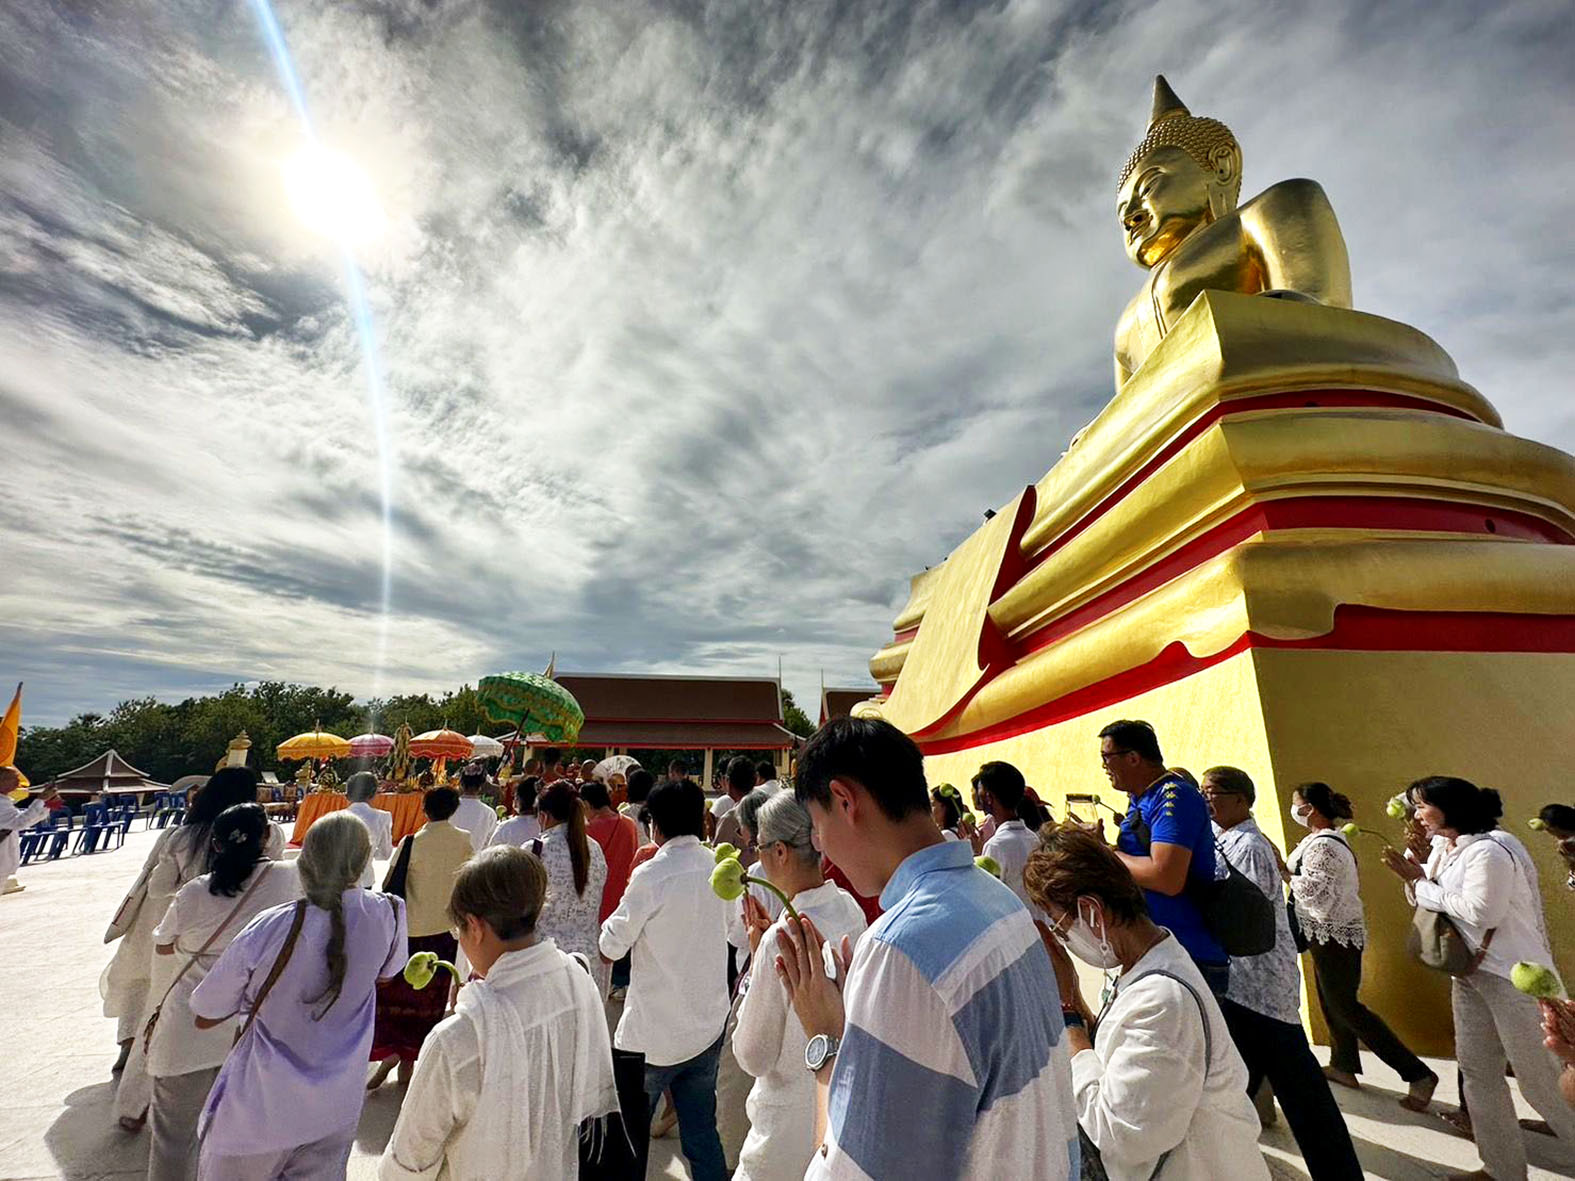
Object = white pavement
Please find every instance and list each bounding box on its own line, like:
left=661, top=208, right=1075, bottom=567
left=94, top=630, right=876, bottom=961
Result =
left=3, top=826, right=1572, bottom=1179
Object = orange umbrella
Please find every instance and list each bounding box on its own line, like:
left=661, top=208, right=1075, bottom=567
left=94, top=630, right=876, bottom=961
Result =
left=408, top=729, right=473, bottom=760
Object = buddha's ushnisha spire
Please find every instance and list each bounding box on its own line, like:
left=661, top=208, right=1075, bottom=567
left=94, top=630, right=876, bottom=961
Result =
left=1149, top=75, right=1189, bottom=128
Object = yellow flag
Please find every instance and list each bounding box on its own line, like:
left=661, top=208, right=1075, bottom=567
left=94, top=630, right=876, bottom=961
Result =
left=0, top=682, right=27, bottom=791
left=0, top=683, right=20, bottom=766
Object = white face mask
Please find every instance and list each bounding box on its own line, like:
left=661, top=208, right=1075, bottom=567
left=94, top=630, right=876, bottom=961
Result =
left=1060, top=899, right=1121, bottom=969
left=1291, top=803, right=1314, bottom=828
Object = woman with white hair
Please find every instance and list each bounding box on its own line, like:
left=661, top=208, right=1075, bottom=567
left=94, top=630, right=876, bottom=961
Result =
left=190, top=811, right=408, bottom=1179
left=731, top=793, right=867, bottom=1181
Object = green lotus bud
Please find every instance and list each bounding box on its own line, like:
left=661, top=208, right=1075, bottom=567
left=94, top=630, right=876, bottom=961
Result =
left=1385, top=795, right=1408, bottom=820
left=402, top=951, right=459, bottom=991
left=1529, top=817, right=1548, bottom=831
left=1510, top=961, right=1564, bottom=999
left=961, top=811, right=977, bottom=828
left=713, top=842, right=740, bottom=865
left=975, top=855, right=1002, bottom=879
left=1340, top=822, right=1361, bottom=839
left=711, top=856, right=747, bottom=902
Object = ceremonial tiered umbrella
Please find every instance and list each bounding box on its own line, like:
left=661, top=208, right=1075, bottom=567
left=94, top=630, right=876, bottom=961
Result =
left=466, top=734, right=506, bottom=760
left=478, top=672, right=584, bottom=748
left=276, top=724, right=352, bottom=762
left=409, top=728, right=473, bottom=783
left=349, top=732, right=394, bottom=759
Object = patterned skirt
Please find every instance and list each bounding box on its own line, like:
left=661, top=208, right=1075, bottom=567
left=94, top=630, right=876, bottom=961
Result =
left=370, top=931, right=456, bottom=1063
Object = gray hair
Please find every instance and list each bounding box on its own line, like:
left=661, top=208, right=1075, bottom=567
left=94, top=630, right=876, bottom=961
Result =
left=298, top=812, right=371, bottom=907
left=734, top=789, right=774, bottom=842
left=296, top=811, right=371, bottom=1020
left=345, top=771, right=379, bottom=804
left=755, top=793, right=818, bottom=865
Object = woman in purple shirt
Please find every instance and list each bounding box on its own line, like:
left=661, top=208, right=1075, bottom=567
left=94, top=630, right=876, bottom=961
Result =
left=190, top=811, right=408, bottom=1179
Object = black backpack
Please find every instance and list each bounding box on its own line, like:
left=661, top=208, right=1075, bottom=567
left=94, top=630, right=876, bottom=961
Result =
left=1128, top=787, right=1276, bottom=958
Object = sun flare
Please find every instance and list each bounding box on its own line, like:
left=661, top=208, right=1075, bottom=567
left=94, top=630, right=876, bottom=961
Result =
left=283, top=144, right=384, bottom=245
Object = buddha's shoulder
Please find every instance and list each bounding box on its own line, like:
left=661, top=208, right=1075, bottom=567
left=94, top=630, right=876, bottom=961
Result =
left=1240, top=177, right=1335, bottom=223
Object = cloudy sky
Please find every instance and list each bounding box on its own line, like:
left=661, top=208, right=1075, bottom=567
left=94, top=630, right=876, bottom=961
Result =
left=3, top=0, right=1573, bottom=726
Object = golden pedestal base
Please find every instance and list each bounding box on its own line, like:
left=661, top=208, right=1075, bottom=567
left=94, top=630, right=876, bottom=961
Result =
left=867, top=293, right=1575, bottom=1055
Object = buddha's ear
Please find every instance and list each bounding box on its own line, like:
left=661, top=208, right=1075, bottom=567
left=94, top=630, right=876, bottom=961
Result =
left=1206, top=144, right=1241, bottom=216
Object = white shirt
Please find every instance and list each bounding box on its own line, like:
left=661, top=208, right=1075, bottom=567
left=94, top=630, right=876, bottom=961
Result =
left=488, top=814, right=540, bottom=848
left=732, top=882, right=867, bottom=1181
left=534, top=825, right=609, bottom=995
left=1287, top=829, right=1365, bottom=948
left=1213, top=819, right=1301, bottom=1025
left=1072, top=934, right=1269, bottom=1181
left=451, top=796, right=498, bottom=853
left=599, top=835, right=731, bottom=1066
left=378, top=941, right=619, bottom=1181
left=983, top=819, right=1046, bottom=922
left=618, top=803, right=649, bottom=847
left=1410, top=830, right=1557, bottom=985
left=147, top=861, right=303, bottom=1076
left=758, top=780, right=784, bottom=797
left=0, top=797, right=49, bottom=879
left=348, top=801, right=395, bottom=888
left=709, top=794, right=737, bottom=819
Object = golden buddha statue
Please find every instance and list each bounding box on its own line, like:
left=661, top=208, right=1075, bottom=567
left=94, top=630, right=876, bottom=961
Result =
left=1113, top=76, right=1351, bottom=389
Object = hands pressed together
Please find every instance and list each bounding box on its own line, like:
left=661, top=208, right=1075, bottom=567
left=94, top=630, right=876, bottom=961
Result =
left=774, top=915, right=852, bottom=1048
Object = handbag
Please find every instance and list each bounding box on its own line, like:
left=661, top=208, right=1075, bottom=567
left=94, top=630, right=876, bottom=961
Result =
left=1129, top=804, right=1275, bottom=957
left=1078, top=967, right=1214, bottom=1180
left=105, top=857, right=159, bottom=943
left=382, top=835, right=414, bottom=898
left=1408, top=907, right=1495, bottom=976
left=141, top=863, right=273, bottom=1047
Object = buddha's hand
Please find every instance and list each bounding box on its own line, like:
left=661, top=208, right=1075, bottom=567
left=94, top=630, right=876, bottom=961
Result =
left=775, top=915, right=849, bottom=1043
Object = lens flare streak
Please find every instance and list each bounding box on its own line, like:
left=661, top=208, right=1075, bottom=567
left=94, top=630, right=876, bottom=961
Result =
left=247, top=0, right=395, bottom=702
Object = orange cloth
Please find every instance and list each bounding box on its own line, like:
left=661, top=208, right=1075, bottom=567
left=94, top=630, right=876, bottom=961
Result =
left=586, top=811, right=640, bottom=925
left=630, top=843, right=658, bottom=873
left=291, top=792, right=430, bottom=846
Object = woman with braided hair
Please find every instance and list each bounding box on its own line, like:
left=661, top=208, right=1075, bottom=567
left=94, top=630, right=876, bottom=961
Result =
left=190, top=811, right=408, bottom=1179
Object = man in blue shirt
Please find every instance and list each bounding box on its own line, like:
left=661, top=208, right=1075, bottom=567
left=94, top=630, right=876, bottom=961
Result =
left=1100, top=719, right=1229, bottom=993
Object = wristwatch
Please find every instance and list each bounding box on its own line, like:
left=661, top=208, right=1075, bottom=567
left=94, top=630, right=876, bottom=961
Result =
left=805, top=1032, right=840, bottom=1074
left=1061, top=1007, right=1086, bottom=1031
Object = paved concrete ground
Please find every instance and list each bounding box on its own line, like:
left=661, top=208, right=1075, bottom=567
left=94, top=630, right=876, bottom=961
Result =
left=3, top=826, right=1571, bottom=1179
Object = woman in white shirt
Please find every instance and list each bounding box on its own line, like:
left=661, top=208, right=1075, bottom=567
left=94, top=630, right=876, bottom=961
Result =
left=1287, top=781, right=1436, bottom=1107
left=145, top=803, right=302, bottom=1178
left=488, top=776, right=541, bottom=848
left=731, top=794, right=868, bottom=1181
left=379, top=845, right=619, bottom=1180
left=103, top=767, right=284, bottom=1130
left=929, top=784, right=967, bottom=842
left=1025, top=824, right=1268, bottom=1181
left=1381, top=776, right=1575, bottom=1180
left=531, top=782, right=609, bottom=995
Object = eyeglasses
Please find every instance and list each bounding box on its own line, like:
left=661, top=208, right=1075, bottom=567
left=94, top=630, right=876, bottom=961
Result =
left=1099, top=749, right=1133, bottom=762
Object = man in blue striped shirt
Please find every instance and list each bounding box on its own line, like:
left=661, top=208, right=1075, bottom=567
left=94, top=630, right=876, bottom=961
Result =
left=775, top=718, right=1078, bottom=1179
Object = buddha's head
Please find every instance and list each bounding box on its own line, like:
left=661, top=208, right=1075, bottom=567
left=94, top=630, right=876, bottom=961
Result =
left=1117, top=76, right=1241, bottom=268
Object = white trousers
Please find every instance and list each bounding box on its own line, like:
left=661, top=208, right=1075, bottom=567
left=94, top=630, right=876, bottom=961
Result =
left=1453, top=971, right=1575, bottom=1180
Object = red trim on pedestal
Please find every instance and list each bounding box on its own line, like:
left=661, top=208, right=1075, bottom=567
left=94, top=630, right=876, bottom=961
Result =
left=1027, top=389, right=1482, bottom=566
left=1016, top=498, right=1571, bottom=658
left=918, top=607, right=1575, bottom=756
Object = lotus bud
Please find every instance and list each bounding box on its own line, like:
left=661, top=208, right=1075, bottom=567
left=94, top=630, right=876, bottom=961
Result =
left=1529, top=818, right=1548, bottom=831
left=1340, top=822, right=1360, bottom=839
left=1385, top=795, right=1408, bottom=820
left=711, top=856, right=747, bottom=902
left=1510, top=961, right=1565, bottom=1000
left=975, top=855, right=1003, bottom=879
left=713, top=842, right=740, bottom=865
left=403, top=951, right=460, bottom=991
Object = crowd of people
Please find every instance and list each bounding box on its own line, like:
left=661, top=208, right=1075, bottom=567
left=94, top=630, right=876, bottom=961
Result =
left=20, top=711, right=1568, bottom=1180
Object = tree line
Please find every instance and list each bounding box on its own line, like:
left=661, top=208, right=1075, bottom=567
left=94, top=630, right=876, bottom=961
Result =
left=17, top=681, right=817, bottom=786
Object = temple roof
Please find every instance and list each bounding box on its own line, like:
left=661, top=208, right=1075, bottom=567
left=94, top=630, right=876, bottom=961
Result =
left=46, top=748, right=170, bottom=795
left=551, top=673, right=796, bottom=750
left=821, top=687, right=878, bottom=724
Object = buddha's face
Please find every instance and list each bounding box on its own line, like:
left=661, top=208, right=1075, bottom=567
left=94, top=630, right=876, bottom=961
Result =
left=1117, top=145, right=1225, bottom=268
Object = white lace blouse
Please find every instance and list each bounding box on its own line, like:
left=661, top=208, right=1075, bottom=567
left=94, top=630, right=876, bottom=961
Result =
left=1287, top=830, right=1366, bottom=949
left=533, top=825, right=609, bottom=996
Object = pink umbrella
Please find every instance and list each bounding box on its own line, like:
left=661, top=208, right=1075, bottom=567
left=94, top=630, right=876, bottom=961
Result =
left=349, top=732, right=394, bottom=759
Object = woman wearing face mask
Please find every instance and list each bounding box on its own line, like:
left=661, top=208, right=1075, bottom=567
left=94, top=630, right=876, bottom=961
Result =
left=1024, top=824, right=1268, bottom=1180
left=732, top=793, right=868, bottom=1181
left=1287, top=783, right=1437, bottom=1108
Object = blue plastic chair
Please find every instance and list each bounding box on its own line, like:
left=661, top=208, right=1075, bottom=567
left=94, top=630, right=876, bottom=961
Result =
left=72, top=804, right=110, bottom=855
left=44, top=814, right=72, bottom=860
left=17, top=814, right=51, bottom=864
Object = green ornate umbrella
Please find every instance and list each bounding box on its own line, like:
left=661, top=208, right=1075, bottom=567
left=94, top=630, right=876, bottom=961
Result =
left=478, top=672, right=584, bottom=744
